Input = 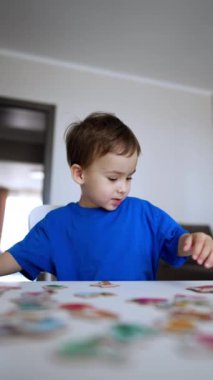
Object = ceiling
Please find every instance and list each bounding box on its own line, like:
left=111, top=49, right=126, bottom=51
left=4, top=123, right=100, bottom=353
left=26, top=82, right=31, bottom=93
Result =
left=0, top=0, right=213, bottom=192
left=0, top=0, right=213, bottom=93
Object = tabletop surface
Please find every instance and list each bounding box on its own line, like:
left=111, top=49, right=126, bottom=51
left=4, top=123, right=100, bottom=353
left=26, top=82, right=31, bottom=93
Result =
left=0, top=280, right=213, bottom=380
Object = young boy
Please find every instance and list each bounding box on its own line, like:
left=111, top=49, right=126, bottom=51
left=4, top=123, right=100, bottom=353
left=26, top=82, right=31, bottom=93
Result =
left=0, top=112, right=212, bottom=280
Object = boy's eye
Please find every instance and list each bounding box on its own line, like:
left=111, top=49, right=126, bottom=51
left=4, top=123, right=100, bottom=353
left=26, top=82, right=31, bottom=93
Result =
left=108, top=178, right=117, bottom=182
left=107, top=177, right=133, bottom=182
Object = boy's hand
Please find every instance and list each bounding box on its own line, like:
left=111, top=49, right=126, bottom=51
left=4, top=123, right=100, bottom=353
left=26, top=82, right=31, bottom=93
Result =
left=178, top=233, right=213, bottom=269
left=0, top=252, right=22, bottom=276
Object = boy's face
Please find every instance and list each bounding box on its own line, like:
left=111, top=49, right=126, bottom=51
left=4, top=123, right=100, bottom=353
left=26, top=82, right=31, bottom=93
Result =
left=79, top=151, right=138, bottom=210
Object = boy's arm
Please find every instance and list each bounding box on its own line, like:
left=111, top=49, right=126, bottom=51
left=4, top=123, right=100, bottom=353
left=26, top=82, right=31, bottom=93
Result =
left=0, top=252, right=22, bottom=276
left=178, top=233, right=213, bottom=268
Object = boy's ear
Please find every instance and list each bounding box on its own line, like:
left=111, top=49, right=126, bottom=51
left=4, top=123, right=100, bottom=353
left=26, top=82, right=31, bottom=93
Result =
left=70, top=164, right=85, bottom=184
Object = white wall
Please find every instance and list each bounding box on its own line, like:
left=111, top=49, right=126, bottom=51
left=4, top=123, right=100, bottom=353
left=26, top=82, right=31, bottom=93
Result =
left=0, top=53, right=212, bottom=230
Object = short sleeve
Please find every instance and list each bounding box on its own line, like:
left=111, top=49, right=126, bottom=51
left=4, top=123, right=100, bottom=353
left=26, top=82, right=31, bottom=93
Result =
left=155, top=207, right=188, bottom=268
left=7, top=219, right=54, bottom=280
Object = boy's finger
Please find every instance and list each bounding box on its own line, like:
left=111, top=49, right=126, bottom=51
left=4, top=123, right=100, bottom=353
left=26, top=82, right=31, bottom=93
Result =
left=194, top=245, right=211, bottom=265
left=204, top=250, right=213, bottom=268
left=183, top=234, right=193, bottom=251
left=191, top=235, right=206, bottom=260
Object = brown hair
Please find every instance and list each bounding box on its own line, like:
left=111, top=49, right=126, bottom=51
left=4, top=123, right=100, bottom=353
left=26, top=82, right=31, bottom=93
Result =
left=65, top=112, right=141, bottom=168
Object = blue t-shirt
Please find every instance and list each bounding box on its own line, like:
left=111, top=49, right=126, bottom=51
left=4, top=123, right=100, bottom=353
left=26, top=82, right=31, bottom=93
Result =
left=8, top=197, right=187, bottom=281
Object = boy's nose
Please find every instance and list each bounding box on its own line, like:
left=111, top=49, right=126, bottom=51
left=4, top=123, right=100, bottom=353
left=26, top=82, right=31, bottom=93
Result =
left=117, top=182, right=127, bottom=194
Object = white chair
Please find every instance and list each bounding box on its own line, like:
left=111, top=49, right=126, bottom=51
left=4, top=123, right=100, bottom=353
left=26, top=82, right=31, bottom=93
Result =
left=28, top=205, right=59, bottom=281
left=28, top=204, right=59, bottom=229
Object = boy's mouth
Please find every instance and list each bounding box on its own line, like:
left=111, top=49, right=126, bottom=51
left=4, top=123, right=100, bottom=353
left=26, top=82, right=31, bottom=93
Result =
left=112, top=198, right=123, bottom=206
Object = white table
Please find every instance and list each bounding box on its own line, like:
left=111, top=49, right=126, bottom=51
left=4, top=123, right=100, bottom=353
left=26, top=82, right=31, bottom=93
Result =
left=0, top=281, right=212, bottom=380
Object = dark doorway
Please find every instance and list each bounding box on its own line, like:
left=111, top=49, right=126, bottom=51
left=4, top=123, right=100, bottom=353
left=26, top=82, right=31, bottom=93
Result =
left=0, top=97, right=55, bottom=280
left=0, top=97, right=55, bottom=203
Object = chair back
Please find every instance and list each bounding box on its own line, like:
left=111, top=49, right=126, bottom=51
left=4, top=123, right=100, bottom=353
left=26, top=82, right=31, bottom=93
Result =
left=28, top=204, right=60, bottom=281
left=28, top=205, right=59, bottom=229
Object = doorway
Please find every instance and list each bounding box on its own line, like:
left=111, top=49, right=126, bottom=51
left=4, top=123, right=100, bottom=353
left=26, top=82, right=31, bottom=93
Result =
left=0, top=97, right=55, bottom=281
